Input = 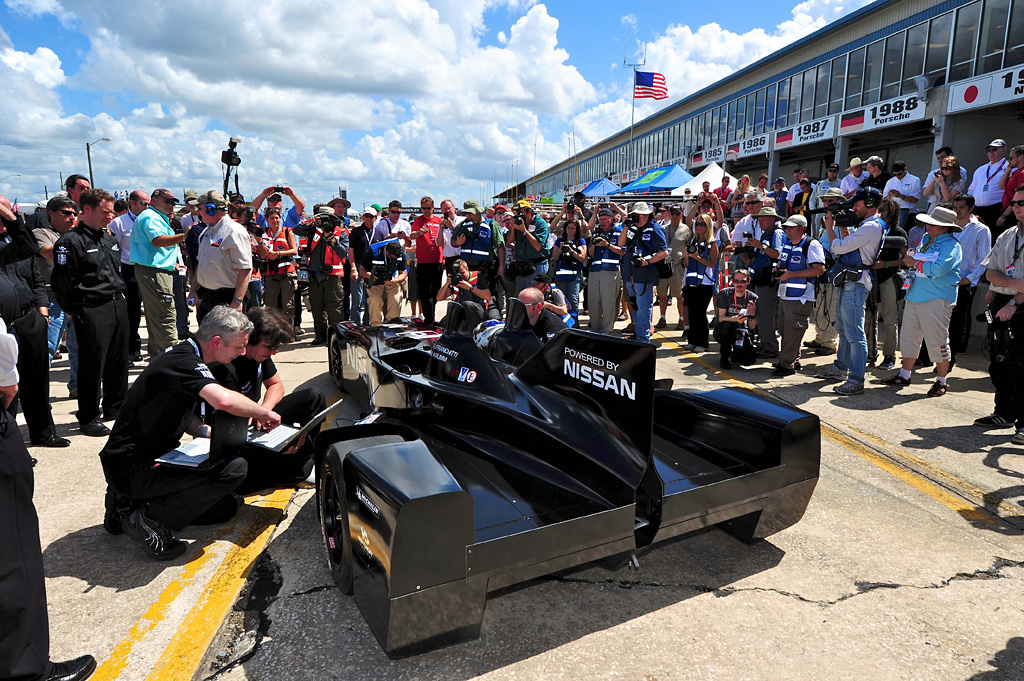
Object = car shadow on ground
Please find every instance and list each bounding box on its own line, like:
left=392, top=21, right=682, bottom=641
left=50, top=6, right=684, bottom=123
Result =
left=42, top=502, right=285, bottom=592
left=228, top=499, right=788, bottom=680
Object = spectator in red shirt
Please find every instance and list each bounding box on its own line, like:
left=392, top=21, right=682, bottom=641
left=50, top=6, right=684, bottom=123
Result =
left=411, top=196, right=444, bottom=323
left=712, top=177, right=732, bottom=204
left=997, top=145, right=1024, bottom=233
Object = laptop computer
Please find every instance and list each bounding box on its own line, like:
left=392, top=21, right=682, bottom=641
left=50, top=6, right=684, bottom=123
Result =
left=246, top=397, right=343, bottom=453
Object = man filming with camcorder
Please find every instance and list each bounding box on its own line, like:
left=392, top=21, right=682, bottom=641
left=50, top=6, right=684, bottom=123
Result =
left=293, top=206, right=349, bottom=343
left=360, top=237, right=408, bottom=325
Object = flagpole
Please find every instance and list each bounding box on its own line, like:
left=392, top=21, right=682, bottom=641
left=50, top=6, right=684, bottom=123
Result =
left=624, top=43, right=645, bottom=184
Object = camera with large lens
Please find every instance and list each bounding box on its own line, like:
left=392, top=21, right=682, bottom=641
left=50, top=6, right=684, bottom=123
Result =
left=686, top=241, right=707, bottom=255
left=462, top=222, right=477, bottom=239
left=630, top=254, right=646, bottom=269
left=450, top=269, right=464, bottom=289
left=513, top=214, right=524, bottom=226
left=825, top=201, right=860, bottom=228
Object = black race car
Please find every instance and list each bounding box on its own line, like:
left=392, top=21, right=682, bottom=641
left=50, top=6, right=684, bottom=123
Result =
left=318, top=301, right=820, bottom=658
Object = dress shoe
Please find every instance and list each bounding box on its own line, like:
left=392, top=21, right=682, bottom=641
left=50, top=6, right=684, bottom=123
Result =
left=310, top=336, right=326, bottom=346
left=80, top=419, right=111, bottom=437
left=770, top=366, right=796, bottom=377
left=45, top=655, right=97, bottom=681
left=813, top=346, right=837, bottom=356
left=68, top=390, right=78, bottom=399
left=31, top=434, right=71, bottom=448
left=129, top=351, right=144, bottom=363
left=720, top=357, right=732, bottom=370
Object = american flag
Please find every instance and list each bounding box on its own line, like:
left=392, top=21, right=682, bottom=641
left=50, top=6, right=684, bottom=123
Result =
left=634, top=71, right=668, bottom=100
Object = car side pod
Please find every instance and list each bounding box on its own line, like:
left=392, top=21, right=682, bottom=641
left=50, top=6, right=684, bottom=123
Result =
left=343, top=438, right=483, bottom=658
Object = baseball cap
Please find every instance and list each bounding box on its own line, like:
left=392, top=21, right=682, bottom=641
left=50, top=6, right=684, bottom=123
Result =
left=773, top=177, right=785, bottom=184
left=494, top=203, right=508, bottom=213
left=515, top=199, right=532, bottom=210
left=848, top=187, right=882, bottom=207
left=533, top=272, right=553, bottom=285
left=198, top=190, right=227, bottom=211
left=782, top=215, right=808, bottom=229
left=267, top=192, right=283, bottom=202
left=370, top=203, right=382, bottom=213
left=598, top=208, right=613, bottom=217
left=362, top=206, right=378, bottom=217
left=986, top=139, right=1007, bottom=150
left=183, top=190, right=198, bottom=206
left=827, top=163, right=840, bottom=171
left=151, top=188, right=179, bottom=204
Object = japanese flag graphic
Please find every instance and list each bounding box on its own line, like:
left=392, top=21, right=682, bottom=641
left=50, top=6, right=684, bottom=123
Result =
left=949, top=79, right=991, bottom=112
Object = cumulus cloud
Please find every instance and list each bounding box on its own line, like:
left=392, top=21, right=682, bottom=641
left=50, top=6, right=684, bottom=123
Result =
left=0, top=0, right=874, bottom=205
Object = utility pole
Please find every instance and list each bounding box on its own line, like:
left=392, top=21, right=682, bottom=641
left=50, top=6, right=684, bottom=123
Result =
left=86, top=137, right=111, bottom=187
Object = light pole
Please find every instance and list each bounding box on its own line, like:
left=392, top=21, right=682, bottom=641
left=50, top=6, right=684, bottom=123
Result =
left=86, top=137, right=111, bottom=187
left=0, top=174, right=21, bottom=183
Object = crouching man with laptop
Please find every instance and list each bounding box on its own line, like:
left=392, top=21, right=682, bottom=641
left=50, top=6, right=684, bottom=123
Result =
left=100, top=306, right=281, bottom=560
left=210, top=307, right=328, bottom=493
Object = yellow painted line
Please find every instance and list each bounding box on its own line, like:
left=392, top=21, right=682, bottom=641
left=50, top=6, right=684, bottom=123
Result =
left=322, top=387, right=346, bottom=429
left=144, top=487, right=294, bottom=681
left=655, top=331, right=1000, bottom=526
left=91, top=542, right=221, bottom=681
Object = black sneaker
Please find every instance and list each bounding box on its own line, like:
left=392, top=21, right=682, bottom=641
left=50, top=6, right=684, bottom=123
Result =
left=720, top=357, right=732, bottom=370
left=129, top=351, right=144, bottom=363
left=122, top=507, right=187, bottom=560
left=974, top=414, right=1015, bottom=429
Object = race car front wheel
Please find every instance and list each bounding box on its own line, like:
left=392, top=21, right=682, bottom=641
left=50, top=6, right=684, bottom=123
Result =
left=317, top=448, right=354, bottom=595
left=328, top=333, right=345, bottom=387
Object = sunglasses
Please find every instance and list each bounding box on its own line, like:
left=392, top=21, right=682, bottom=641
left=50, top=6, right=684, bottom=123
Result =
left=59, top=209, right=77, bottom=217
left=744, top=201, right=761, bottom=205
left=1009, top=200, right=1024, bottom=208
left=389, top=209, right=401, bottom=214
left=734, top=279, right=749, bottom=284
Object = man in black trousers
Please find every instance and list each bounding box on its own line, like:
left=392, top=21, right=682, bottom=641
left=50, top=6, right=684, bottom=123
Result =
left=0, top=197, right=95, bottom=681
left=51, top=188, right=129, bottom=437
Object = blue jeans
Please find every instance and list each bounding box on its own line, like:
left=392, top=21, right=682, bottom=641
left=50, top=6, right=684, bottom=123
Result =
left=834, top=281, right=870, bottom=385
left=351, top=279, right=368, bottom=324
left=46, top=297, right=67, bottom=362
left=898, top=208, right=910, bottom=228
left=557, top=278, right=581, bottom=318
left=628, top=280, right=655, bottom=343
left=515, top=260, right=549, bottom=294
left=247, top=279, right=264, bottom=310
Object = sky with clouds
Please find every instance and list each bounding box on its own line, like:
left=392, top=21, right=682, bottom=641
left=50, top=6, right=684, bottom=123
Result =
left=0, top=0, right=874, bottom=212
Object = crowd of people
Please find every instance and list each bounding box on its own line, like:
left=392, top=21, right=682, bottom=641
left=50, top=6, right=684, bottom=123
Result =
left=0, top=137, right=1023, bottom=680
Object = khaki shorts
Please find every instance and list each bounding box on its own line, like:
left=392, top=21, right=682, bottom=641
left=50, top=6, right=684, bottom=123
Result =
left=900, top=298, right=954, bottom=362
left=656, top=268, right=685, bottom=298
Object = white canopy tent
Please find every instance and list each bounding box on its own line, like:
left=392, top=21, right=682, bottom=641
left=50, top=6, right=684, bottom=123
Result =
left=670, top=162, right=736, bottom=196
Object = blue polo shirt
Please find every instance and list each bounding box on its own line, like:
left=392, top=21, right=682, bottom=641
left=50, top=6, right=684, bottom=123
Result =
left=257, top=205, right=302, bottom=230
left=130, top=207, right=178, bottom=271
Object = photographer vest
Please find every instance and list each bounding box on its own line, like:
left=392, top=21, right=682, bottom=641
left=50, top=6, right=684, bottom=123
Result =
left=685, top=242, right=714, bottom=287
left=836, top=216, right=887, bottom=271
left=309, top=225, right=347, bottom=276
left=555, top=238, right=584, bottom=281
left=264, top=226, right=296, bottom=275
left=462, top=223, right=492, bottom=263
left=779, top=236, right=813, bottom=298
left=590, top=227, right=622, bottom=272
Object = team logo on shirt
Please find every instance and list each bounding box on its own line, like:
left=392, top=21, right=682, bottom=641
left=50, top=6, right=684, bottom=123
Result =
left=196, top=363, right=214, bottom=379
left=55, top=245, right=68, bottom=265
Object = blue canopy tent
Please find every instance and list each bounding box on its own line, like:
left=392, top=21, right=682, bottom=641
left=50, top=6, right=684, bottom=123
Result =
left=618, top=165, right=695, bottom=194
left=581, top=178, right=620, bottom=196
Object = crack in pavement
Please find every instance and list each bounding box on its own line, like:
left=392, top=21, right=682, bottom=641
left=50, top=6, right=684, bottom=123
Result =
left=537, top=557, right=1024, bottom=607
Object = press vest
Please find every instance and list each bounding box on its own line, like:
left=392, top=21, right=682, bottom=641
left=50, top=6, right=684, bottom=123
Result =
left=685, top=242, right=713, bottom=287
left=462, top=223, right=492, bottom=263
left=779, top=236, right=812, bottom=298
left=264, top=226, right=296, bottom=275
left=590, top=228, right=621, bottom=272
left=555, top=238, right=584, bottom=281
left=837, top=216, right=887, bottom=273
left=310, top=227, right=346, bottom=276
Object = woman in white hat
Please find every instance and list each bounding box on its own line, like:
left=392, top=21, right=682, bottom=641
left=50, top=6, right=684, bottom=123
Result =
left=881, top=206, right=962, bottom=396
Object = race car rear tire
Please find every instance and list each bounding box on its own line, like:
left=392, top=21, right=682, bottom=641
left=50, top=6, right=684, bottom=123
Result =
left=317, top=447, right=354, bottom=595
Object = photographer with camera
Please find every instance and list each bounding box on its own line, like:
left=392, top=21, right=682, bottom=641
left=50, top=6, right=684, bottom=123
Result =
left=551, top=219, right=586, bottom=321
left=453, top=199, right=505, bottom=277
left=586, top=208, right=625, bottom=334
left=770, top=215, right=826, bottom=377
left=714, top=268, right=758, bottom=369
left=437, top=258, right=496, bottom=319
left=252, top=185, right=306, bottom=230
left=682, top=214, right=719, bottom=352
left=261, top=206, right=299, bottom=319
left=973, top=185, right=1024, bottom=443
left=738, top=205, right=786, bottom=359
left=293, top=206, right=350, bottom=343
left=617, top=202, right=668, bottom=344
left=814, top=187, right=886, bottom=396
left=510, top=200, right=551, bottom=294
left=360, top=238, right=408, bottom=326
